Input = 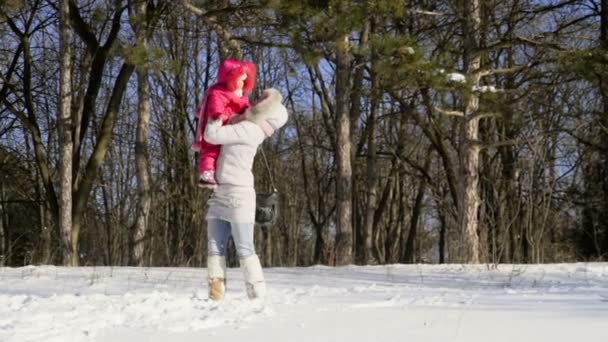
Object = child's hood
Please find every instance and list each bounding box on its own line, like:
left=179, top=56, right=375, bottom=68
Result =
left=216, top=60, right=256, bottom=94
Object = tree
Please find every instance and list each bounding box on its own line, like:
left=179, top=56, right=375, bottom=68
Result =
left=130, top=0, right=153, bottom=266
left=2, top=1, right=135, bottom=265
left=333, top=31, right=354, bottom=265
left=58, top=0, right=74, bottom=265
left=459, top=0, right=483, bottom=263
left=0, top=0, right=605, bottom=266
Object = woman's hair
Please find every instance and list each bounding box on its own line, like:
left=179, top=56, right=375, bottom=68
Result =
left=217, top=60, right=256, bottom=94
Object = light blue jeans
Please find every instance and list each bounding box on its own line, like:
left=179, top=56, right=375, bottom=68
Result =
left=207, top=219, right=255, bottom=258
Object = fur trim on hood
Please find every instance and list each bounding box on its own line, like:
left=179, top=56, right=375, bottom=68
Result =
left=245, top=88, right=288, bottom=136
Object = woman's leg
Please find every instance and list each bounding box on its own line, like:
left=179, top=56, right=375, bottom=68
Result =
left=207, top=219, right=231, bottom=301
left=231, top=222, right=265, bottom=299
left=230, top=222, right=255, bottom=258
left=207, top=219, right=232, bottom=256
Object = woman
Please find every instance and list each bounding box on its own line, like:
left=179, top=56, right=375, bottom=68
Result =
left=203, top=88, right=288, bottom=301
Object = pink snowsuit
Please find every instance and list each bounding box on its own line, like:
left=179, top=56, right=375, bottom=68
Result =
left=192, top=60, right=256, bottom=175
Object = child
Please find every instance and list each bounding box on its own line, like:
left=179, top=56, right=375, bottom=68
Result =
left=192, top=60, right=256, bottom=188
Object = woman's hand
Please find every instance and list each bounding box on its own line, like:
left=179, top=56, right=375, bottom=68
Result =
left=229, top=113, right=247, bottom=124
left=208, top=117, right=222, bottom=126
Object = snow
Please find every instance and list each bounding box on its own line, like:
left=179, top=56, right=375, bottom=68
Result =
left=473, top=85, right=498, bottom=93
left=447, top=72, right=466, bottom=83
left=400, top=46, right=415, bottom=55
left=1, top=263, right=607, bottom=342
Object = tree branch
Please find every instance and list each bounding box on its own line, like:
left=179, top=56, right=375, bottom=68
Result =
left=476, top=65, right=527, bottom=78
left=409, top=9, right=447, bottom=16
left=102, top=0, right=126, bottom=49
left=434, top=106, right=464, bottom=117
left=73, top=63, right=135, bottom=218
left=68, top=0, right=99, bottom=48
left=179, top=0, right=243, bottom=59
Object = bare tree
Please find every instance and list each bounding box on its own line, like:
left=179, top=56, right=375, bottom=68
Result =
left=130, top=0, right=153, bottom=267
left=334, top=32, right=354, bottom=265
left=459, top=0, right=482, bottom=263
left=58, top=0, right=74, bottom=265
left=0, top=0, right=605, bottom=266
left=0, top=179, right=5, bottom=266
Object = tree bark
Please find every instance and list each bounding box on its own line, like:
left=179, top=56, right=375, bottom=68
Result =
left=0, top=180, right=5, bottom=266
left=403, top=152, right=431, bottom=263
left=334, top=34, right=353, bottom=265
left=361, top=82, right=379, bottom=265
left=131, top=0, right=152, bottom=267
left=438, top=207, right=447, bottom=264
left=40, top=199, right=52, bottom=264
left=59, top=0, right=74, bottom=266
left=350, top=20, right=370, bottom=262
left=599, top=0, right=608, bottom=258
left=460, top=0, right=482, bottom=263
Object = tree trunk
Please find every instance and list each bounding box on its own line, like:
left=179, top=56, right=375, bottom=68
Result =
left=460, top=0, right=482, bottom=264
left=262, top=226, right=273, bottom=266
left=313, top=223, right=326, bottom=264
left=0, top=180, right=5, bottom=266
left=131, top=0, right=152, bottom=267
left=360, top=25, right=377, bottom=265
left=59, top=0, right=74, bottom=266
left=71, top=63, right=135, bottom=266
left=350, top=20, right=370, bottom=263
left=438, top=208, right=447, bottom=264
left=334, top=34, right=353, bottom=265
left=98, top=171, right=114, bottom=265
left=403, top=152, right=431, bottom=263
left=40, top=201, right=52, bottom=264
left=599, top=0, right=608, bottom=258
left=361, top=94, right=378, bottom=265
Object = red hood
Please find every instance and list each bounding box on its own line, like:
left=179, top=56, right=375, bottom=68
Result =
left=216, top=59, right=256, bottom=94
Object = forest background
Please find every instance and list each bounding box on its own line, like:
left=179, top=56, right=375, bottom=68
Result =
left=1, top=0, right=607, bottom=268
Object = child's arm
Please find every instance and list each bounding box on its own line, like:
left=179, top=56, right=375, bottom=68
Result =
left=227, top=98, right=252, bottom=124
left=205, top=89, right=230, bottom=121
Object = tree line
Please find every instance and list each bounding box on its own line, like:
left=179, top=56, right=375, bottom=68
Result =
left=0, top=0, right=607, bottom=267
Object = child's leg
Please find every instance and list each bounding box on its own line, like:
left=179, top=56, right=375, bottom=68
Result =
left=198, top=148, right=219, bottom=175
left=198, top=145, right=220, bottom=187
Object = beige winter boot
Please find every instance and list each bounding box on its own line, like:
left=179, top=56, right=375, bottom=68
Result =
left=207, top=255, right=226, bottom=301
left=240, top=255, right=266, bottom=300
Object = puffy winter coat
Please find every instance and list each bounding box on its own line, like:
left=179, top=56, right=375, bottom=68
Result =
left=192, top=60, right=256, bottom=154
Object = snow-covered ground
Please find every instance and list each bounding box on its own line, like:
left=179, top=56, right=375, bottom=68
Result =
left=1, top=263, right=607, bottom=342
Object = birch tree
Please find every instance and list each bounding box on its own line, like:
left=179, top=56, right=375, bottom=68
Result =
left=58, top=0, right=74, bottom=265
left=130, top=0, right=153, bottom=267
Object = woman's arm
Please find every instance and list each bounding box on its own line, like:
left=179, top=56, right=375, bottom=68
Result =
left=204, top=118, right=264, bottom=145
